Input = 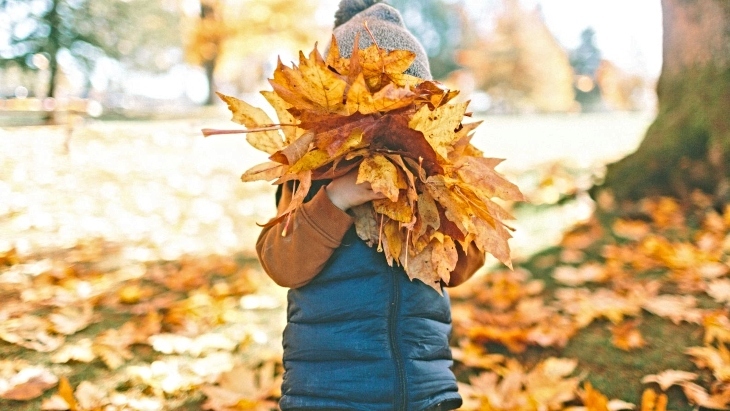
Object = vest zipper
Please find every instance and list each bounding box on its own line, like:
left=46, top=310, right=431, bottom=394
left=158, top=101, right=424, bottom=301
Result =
left=389, top=270, right=407, bottom=410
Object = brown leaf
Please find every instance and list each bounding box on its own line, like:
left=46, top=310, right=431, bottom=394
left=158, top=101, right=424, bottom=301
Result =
left=0, top=368, right=58, bottom=401
left=276, top=172, right=313, bottom=223
left=415, top=192, right=440, bottom=240
left=241, top=162, right=287, bottom=182
left=352, top=203, right=379, bottom=247
left=456, top=157, right=525, bottom=202
left=270, top=130, right=314, bottom=165
left=407, top=240, right=444, bottom=294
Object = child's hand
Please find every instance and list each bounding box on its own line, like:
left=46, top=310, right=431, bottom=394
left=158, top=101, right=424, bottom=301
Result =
left=325, top=168, right=387, bottom=211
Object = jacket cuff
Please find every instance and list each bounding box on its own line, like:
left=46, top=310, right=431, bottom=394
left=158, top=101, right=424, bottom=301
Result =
left=299, top=187, right=354, bottom=247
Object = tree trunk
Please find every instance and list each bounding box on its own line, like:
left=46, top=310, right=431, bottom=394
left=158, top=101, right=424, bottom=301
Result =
left=200, top=0, right=219, bottom=106
left=591, top=0, right=730, bottom=205
left=44, top=0, right=61, bottom=124
left=203, top=59, right=216, bottom=106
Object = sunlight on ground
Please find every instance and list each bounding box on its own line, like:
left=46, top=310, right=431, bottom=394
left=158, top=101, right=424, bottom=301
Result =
left=0, top=112, right=653, bottom=263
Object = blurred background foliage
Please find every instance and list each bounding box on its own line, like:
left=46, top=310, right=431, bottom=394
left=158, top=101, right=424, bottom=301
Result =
left=0, top=0, right=659, bottom=121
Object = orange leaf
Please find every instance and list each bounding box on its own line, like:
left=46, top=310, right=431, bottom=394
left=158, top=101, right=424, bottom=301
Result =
left=610, top=320, right=647, bottom=351
left=58, top=377, right=78, bottom=411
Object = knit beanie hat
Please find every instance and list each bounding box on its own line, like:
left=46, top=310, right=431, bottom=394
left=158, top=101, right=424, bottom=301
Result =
left=332, top=0, right=432, bottom=80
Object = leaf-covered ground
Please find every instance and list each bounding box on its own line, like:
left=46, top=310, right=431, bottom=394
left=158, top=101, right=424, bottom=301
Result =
left=5, top=115, right=726, bottom=410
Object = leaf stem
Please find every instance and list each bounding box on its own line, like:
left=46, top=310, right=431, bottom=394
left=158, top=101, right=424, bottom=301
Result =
left=201, top=124, right=298, bottom=137
left=377, top=213, right=384, bottom=252
left=363, top=21, right=386, bottom=74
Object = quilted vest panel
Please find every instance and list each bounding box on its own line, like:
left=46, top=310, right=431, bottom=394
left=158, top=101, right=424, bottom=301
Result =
left=279, top=229, right=462, bottom=411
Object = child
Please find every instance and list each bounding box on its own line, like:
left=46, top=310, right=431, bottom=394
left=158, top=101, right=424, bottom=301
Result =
left=256, top=1, right=485, bottom=410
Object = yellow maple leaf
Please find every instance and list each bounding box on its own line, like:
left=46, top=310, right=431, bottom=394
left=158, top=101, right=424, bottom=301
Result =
left=409, top=102, right=469, bottom=159
left=216, top=92, right=285, bottom=154
left=270, top=47, right=348, bottom=114
left=208, top=35, right=524, bottom=290
left=357, top=154, right=403, bottom=202
left=260, top=90, right=304, bottom=144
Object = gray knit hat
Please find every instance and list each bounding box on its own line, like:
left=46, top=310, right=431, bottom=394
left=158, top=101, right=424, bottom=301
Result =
left=332, top=0, right=432, bottom=80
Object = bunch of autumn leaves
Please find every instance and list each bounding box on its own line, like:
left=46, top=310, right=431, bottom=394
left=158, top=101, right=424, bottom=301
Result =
left=205, top=34, right=524, bottom=293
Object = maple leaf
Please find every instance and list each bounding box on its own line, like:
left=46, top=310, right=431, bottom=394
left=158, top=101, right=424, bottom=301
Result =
left=0, top=315, right=64, bottom=352
left=454, top=156, right=525, bottom=202
left=216, top=92, right=286, bottom=154
left=51, top=338, right=96, bottom=364
left=525, top=357, right=580, bottom=408
left=451, top=342, right=506, bottom=370
left=0, top=367, right=58, bottom=401
left=553, top=263, right=608, bottom=286
left=240, top=162, right=287, bottom=183
left=641, top=370, right=698, bottom=391
left=357, top=154, right=403, bottom=202
left=703, top=311, right=730, bottom=345
left=269, top=46, right=348, bottom=114
left=641, top=294, right=703, bottom=325
left=406, top=236, right=458, bottom=294
left=201, top=362, right=280, bottom=411
left=640, top=389, right=668, bottom=411
left=409, top=101, right=469, bottom=159
left=685, top=344, right=730, bottom=382
left=610, top=320, right=647, bottom=351
left=260, top=90, right=304, bottom=144
left=681, top=382, right=730, bottom=409
left=345, top=73, right=415, bottom=115
left=207, top=34, right=524, bottom=289
left=41, top=377, right=78, bottom=411
left=48, top=304, right=94, bottom=335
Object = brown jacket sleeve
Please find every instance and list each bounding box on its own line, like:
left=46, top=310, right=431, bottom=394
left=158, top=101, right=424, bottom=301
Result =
left=256, top=184, right=485, bottom=289
left=256, top=185, right=354, bottom=289
left=446, top=242, right=485, bottom=287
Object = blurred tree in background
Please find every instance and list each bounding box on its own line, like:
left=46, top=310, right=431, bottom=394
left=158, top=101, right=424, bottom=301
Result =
left=455, top=0, right=575, bottom=113
left=594, top=0, right=730, bottom=205
left=183, top=0, right=324, bottom=105
left=387, top=0, right=463, bottom=80
left=0, top=0, right=181, bottom=99
left=184, top=0, right=226, bottom=105
left=570, top=27, right=602, bottom=111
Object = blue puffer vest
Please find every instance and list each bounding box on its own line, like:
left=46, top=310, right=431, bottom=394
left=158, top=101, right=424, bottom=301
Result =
left=279, top=226, right=463, bottom=411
